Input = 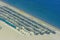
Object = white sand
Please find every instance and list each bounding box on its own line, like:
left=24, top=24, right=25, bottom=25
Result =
left=0, top=20, right=60, bottom=40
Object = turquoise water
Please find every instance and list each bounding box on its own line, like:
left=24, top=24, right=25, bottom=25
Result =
left=2, top=0, right=60, bottom=28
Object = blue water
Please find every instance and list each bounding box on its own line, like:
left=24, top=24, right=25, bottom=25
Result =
left=2, top=0, right=60, bottom=28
